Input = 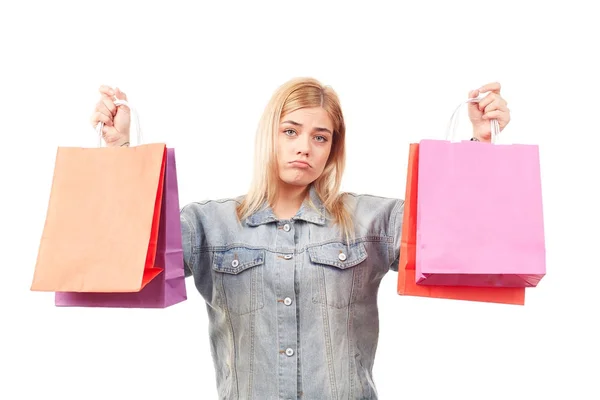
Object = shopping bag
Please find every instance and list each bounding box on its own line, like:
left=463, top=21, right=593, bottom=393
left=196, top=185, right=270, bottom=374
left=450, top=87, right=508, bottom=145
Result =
left=30, top=120, right=187, bottom=307
left=415, top=100, right=546, bottom=288
left=397, top=143, right=526, bottom=305
left=55, top=148, right=187, bottom=308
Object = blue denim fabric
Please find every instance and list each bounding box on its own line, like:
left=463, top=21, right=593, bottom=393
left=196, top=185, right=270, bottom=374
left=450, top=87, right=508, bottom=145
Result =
left=180, top=185, right=404, bottom=399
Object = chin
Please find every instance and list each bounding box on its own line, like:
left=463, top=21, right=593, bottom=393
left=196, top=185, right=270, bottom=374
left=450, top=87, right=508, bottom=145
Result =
left=279, top=174, right=316, bottom=188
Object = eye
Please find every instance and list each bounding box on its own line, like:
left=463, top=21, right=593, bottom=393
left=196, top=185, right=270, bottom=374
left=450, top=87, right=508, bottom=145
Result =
left=314, top=135, right=328, bottom=143
left=283, top=129, right=297, bottom=137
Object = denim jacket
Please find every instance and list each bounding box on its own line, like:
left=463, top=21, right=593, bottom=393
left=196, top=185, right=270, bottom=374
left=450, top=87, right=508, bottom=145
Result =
left=180, top=185, right=404, bottom=399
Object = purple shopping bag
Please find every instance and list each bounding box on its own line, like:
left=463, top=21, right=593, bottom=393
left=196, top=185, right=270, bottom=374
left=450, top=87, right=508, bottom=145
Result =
left=55, top=148, right=187, bottom=308
left=414, top=108, right=546, bottom=288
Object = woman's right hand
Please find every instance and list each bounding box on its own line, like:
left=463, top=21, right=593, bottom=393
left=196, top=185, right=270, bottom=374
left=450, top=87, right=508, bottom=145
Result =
left=90, top=85, right=131, bottom=147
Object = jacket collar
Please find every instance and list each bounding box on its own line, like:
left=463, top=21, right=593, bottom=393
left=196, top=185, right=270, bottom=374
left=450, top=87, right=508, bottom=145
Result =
left=246, top=185, right=327, bottom=226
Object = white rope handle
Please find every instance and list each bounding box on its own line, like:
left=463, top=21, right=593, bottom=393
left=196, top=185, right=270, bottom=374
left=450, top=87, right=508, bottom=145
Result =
left=95, top=98, right=143, bottom=147
left=445, top=97, right=500, bottom=143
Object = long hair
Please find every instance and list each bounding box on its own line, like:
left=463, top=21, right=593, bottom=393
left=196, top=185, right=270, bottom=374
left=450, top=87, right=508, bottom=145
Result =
left=236, top=77, right=354, bottom=241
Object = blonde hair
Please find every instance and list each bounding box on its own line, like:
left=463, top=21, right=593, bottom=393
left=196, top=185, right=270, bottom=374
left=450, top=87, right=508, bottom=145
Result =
left=236, top=77, right=354, bottom=241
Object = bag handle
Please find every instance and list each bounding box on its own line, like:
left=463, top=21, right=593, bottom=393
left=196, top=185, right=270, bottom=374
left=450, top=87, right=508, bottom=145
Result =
left=445, top=97, right=500, bottom=143
left=95, top=99, right=143, bottom=147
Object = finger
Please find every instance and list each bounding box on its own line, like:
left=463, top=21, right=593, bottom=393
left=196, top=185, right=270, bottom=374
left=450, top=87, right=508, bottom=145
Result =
left=100, top=95, right=117, bottom=116
left=99, top=85, right=115, bottom=98
left=115, top=87, right=128, bottom=101
left=90, top=111, right=113, bottom=128
left=484, top=98, right=505, bottom=114
left=476, top=92, right=496, bottom=111
left=478, top=82, right=501, bottom=94
left=467, top=89, right=481, bottom=113
left=101, top=125, right=121, bottom=143
left=481, top=110, right=505, bottom=120
left=95, top=99, right=115, bottom=120
left=114, top=87, right=131, bottom=114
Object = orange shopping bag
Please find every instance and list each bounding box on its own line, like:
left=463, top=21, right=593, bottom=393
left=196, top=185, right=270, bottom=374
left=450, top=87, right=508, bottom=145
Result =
left=397, top=143, right=526, bottom=305
left=31, top=143, right=167, bottom=293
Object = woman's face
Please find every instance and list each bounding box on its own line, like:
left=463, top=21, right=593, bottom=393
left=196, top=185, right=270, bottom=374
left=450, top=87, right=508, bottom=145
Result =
left=277, top=107, right=334, bottom=188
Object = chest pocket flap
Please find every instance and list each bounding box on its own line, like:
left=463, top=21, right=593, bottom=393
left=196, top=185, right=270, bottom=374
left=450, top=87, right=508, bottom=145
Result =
left=308, top=241, right=367, bottom=270
left=212, top=247, right=265, bottom=274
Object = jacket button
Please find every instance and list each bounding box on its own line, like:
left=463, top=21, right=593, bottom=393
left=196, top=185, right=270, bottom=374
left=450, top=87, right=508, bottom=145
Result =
left=285, top=348, right=294, bottom=357
left=283, top=297, right=292, bottom=306
left=284, top=254, right=293, bottom=260
left=283, top=223, right=291, bottom=232
left=338, top=253, right=347, bottom=261
left=231, top=259, right=239, bottom=267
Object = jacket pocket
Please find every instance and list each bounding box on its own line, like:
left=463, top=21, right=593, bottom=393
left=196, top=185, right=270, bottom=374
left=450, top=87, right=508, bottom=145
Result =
left=212, top=246, right=266, bottom=315
left=309, top=241, right=368, bottom=308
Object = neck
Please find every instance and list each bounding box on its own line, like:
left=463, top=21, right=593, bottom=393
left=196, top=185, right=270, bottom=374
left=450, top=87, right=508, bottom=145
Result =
left=272, top=182, right=310, bottom=220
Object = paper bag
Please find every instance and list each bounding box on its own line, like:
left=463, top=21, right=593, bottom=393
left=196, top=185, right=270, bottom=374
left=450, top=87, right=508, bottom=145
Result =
left=397, top=143, right=526, bottom=304
left=415, top=139, right=546, bottom=288
left=31, top=144, right=187, bottom=308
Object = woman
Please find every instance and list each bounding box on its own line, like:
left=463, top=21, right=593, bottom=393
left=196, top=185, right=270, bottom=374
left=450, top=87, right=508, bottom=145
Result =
left=91, top=77, right=510, bottom=399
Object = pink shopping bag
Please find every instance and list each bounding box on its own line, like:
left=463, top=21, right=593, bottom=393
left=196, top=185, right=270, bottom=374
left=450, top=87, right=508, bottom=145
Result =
left=415, top=101, right=546, bottom=288
left=398, top=143, right=526, bottom=304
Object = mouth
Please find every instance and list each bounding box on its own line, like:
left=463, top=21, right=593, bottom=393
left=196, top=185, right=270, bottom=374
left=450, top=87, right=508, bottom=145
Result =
left=288, top=160, right=311, bottom=168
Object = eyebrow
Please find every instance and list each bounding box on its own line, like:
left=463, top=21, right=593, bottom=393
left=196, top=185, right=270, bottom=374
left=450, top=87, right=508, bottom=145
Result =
left=281, top=120, right=332, bottom=135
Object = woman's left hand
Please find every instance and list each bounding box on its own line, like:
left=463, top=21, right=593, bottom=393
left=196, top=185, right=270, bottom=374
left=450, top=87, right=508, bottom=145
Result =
left=468, top=82, right=510, bottom=142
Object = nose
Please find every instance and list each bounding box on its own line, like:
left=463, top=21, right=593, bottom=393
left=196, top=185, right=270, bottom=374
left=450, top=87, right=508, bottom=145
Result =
left=296, top=134, right=310, bottom=156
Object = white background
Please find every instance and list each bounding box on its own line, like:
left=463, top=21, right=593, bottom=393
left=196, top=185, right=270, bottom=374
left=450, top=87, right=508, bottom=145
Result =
left=1, top=1, right=599, bottom=399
